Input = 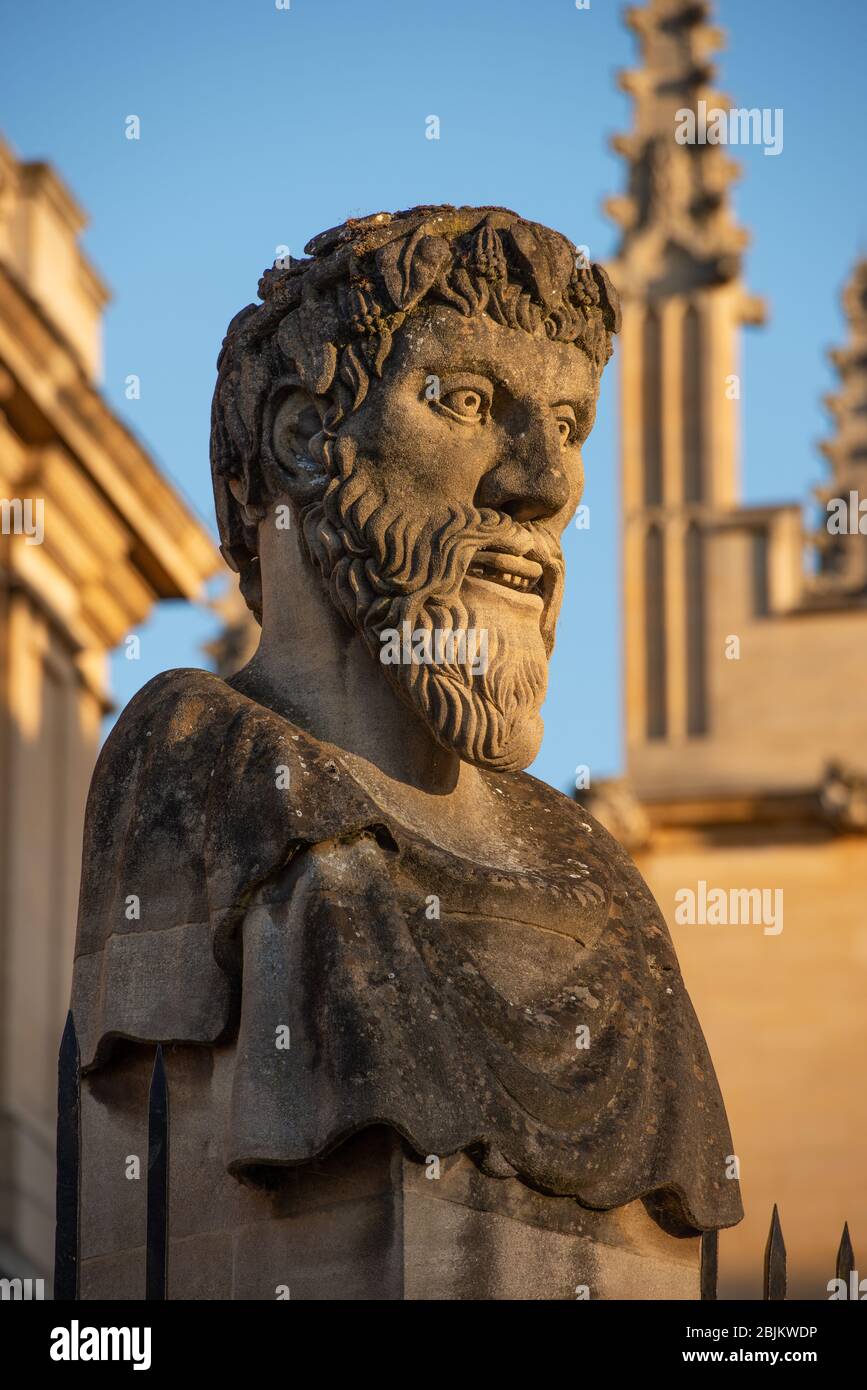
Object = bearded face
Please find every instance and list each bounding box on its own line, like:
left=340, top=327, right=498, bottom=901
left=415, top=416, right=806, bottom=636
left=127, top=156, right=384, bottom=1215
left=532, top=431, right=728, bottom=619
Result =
left=280, top=304, right=599, bottom=771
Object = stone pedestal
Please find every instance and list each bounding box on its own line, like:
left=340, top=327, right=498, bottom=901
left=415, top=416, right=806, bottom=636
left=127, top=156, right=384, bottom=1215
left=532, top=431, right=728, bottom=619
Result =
left=79, top=1044, right=700, bottom=1300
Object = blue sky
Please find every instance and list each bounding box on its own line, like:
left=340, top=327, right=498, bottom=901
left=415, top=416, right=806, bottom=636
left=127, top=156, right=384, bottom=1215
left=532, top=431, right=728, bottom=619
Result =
left=2, top=0, right=865, bottom=792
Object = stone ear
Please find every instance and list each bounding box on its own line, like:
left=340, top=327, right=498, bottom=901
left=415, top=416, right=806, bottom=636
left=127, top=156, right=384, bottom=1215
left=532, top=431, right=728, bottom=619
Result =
left=270, top=388, right=328, bottom=486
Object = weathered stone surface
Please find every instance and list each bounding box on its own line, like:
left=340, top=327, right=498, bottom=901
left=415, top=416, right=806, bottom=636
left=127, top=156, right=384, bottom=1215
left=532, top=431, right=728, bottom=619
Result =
left=80, top=1247, right=145, bottom=1302
left=79, top=1048, right=148, bottom=1260
left=168, top=1233, right=235, bottom=1302
left=71, top=205, right=740, bottom=1298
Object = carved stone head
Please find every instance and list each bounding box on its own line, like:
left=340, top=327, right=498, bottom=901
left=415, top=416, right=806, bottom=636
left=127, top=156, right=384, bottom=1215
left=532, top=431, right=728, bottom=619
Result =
left=211, top=205, right=620, bottom=771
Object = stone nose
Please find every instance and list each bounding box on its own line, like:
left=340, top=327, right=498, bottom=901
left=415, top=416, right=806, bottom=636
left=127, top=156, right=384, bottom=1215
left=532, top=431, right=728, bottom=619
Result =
left=475, top=419, right=572, bottom=523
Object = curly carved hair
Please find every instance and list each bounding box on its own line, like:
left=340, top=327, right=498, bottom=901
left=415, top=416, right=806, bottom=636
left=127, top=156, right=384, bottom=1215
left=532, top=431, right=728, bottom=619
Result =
left=210, top=204, right=621, bottom=622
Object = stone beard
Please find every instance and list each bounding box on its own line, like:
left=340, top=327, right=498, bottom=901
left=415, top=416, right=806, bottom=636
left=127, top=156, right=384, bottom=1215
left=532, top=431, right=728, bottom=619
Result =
left=300, top=436, right=565, bottom=771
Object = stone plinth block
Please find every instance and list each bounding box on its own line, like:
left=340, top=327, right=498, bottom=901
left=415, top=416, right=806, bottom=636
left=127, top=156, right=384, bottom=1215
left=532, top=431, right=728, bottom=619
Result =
left=79, top=1046, right=699, bottom=1301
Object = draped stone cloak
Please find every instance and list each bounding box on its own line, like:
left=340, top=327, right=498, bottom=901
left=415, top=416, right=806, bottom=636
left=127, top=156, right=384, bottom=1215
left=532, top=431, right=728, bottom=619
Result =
left=71, top=667, right=743, bottom=1234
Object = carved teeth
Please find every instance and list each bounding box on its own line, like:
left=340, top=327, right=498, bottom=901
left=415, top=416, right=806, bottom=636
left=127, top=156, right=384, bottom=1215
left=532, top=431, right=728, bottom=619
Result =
left=467, top=562, right=539, bottom=593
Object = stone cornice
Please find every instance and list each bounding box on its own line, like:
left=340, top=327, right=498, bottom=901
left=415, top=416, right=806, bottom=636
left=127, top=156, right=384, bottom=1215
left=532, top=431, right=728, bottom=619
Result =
left=0, top=263, right=219, bottom=620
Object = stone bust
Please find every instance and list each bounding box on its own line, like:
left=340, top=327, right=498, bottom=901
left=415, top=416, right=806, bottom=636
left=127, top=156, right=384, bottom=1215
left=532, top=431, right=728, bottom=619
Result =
left=72, top=206, right=741, bottom=1298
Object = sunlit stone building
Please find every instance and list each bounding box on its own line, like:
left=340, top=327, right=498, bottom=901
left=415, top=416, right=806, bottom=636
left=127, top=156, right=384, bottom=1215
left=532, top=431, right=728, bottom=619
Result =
left=591, top=0, right=867, bottom=1297
left=0, top=134, right=218, bottom=1282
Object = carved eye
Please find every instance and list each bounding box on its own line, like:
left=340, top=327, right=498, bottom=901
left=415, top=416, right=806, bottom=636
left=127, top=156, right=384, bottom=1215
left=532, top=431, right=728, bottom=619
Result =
left=434, top=382, right=492, bottom=425
left=554, top=407, right=579, bottom=449
left=441, top=389, right=484, bottom=419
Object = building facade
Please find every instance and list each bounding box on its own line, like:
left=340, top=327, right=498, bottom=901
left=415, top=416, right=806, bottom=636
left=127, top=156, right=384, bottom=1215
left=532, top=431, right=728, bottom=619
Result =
left=594, top=0, right=867, bottom=1297
left=0, top=135, right=218, bottom=1281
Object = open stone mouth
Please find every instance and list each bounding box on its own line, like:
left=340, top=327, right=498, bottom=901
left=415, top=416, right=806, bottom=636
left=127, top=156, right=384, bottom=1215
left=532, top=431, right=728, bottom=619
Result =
left=466, top=550, right=544, bottom=595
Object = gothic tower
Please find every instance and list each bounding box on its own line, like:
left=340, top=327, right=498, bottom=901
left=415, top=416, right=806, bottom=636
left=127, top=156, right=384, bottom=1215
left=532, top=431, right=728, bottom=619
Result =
left=813, top=257, right=867, bottom=596
left=606, top=0, right=764, bottom=790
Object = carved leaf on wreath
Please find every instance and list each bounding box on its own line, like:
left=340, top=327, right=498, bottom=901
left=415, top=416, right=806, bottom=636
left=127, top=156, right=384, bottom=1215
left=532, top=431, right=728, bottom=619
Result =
left=278, top=297, right=339, bottom=394
left=377, top=230, right=451, bottom=313
left=505, top=222, right=572, bottom=308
